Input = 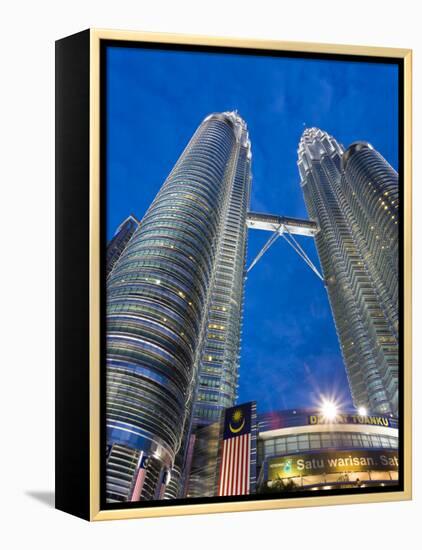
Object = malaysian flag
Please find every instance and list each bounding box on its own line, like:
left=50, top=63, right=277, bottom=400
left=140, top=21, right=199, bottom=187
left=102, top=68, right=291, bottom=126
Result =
left=218, top=402, right=254, bottom=496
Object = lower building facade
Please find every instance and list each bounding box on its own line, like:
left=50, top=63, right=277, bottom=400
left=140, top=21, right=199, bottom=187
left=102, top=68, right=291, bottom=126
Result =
left=257, top=409, right=398, bottom=493
left=187, top=405, right=398, bottom=497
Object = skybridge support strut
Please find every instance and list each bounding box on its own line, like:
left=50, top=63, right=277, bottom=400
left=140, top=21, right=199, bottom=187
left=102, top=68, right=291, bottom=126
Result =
left=246, top=229, right=281, bottom=272
left=246, top=213, right=324, bottom=282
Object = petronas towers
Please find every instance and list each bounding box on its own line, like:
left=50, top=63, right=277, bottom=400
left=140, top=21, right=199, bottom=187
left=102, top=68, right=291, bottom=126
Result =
left=105, top=114, right=399, bottom=503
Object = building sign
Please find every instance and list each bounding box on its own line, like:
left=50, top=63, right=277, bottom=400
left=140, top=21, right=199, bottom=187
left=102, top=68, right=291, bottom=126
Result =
left=268, top=450, right=398, bottom=481
left=308, top=414, right=393, bottom=427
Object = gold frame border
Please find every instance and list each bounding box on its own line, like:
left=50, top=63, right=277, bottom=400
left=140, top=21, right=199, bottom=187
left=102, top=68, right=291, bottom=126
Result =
left=89, top=28, right=412, bottom=521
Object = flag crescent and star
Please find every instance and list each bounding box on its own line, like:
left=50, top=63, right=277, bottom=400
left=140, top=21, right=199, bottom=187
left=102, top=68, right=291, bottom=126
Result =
left=229, top=408, right=246, bottom=433
left=218, top=402, right=254, bottom=497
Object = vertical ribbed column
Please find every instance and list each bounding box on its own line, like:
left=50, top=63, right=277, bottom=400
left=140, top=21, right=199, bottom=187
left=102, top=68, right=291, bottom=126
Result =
left=342, top=143, right=399, bottom=413
left=192, top=113, right=252, bottom=428
left=106, top=215, right=139, bottom=278
left=106, top=114, right=243, bottom=502
left=164, top=112, right=252, bottom=498
left=342, top=143, right=399, bottom=329
left=298, top=128, right=399, bottom=416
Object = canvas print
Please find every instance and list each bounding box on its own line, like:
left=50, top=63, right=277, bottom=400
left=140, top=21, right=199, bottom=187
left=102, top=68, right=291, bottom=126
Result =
left=103, top=43, right=401, bottom=507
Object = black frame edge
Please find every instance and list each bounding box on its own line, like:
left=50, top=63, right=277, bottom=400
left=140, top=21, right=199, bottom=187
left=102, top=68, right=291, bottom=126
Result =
left=55, top=28, right=91, bottom=521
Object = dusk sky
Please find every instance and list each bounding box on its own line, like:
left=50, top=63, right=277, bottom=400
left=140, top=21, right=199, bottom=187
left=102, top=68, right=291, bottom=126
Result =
left=106, top=45, right=399, bottom=413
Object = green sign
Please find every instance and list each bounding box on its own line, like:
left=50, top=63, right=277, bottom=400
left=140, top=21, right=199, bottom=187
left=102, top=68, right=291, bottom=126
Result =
left=268, top=450, right=398, bottom=480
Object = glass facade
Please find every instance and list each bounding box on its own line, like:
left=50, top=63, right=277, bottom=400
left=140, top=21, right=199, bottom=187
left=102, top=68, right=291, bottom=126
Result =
left=106, top=112, right=251, bottom=502
left=258, top=431, right=398, bottom=466
left=106, top=215, right=139, bottom=278
left=193, top=113, right=251, bottom=428
left=185, top=406, right=399, bottom=497
left=256, top=408, right=398, bottom=493
left=298, top=129, right=399, bottom=415
left=186, top=422, right=221, bottom=498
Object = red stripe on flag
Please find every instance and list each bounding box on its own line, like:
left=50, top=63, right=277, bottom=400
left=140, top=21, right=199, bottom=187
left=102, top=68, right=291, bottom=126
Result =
left=242, top=435, right=247, bottom=494
left=237, top=436, right=242, bottom=494
left=246, top=433, right=250, bottom=494
left=242, top=435, right=246, bottom=494
left=230, top=437, right=236, bottom=495
left=224, top=438, right=231, bottom=496
left=225, top=438, right=231, bottom=496
left=218, top=433, right=251, bottom=496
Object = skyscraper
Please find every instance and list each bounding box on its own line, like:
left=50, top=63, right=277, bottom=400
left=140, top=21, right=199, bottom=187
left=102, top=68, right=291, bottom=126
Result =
left=192, top=114, right=251, bottom=428
left=342, top=142, right=399, bottom=332
left=106, top=214, right=139, bottom=277
left=106, top=112, right=251, bottom=502
left=298, top=128, right=399, bottom=415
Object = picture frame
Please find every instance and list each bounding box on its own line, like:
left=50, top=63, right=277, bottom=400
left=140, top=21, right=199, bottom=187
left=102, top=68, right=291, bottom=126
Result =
left=55, top=28, right=412, bottom=521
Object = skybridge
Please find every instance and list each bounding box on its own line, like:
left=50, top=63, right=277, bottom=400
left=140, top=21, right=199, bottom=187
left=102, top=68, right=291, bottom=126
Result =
left=246, top=211, right=319, bottom=237
left=246, top=211, right=324, bottom=281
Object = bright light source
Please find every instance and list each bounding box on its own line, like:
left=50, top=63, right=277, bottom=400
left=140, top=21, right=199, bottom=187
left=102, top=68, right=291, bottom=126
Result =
left=358, top=406, right=367, bottom=416
left=320, top=399, right=338, bottom=421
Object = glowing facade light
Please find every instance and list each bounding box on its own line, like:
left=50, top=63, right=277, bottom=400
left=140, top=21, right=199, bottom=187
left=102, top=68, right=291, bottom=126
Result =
left=320, top=399, right=338, bottom=420
left=358, top=406, right=368, bottom=416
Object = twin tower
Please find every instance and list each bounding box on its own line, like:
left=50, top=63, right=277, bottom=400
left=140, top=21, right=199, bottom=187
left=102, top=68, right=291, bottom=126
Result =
left=105, top=112, right=399, bottom=502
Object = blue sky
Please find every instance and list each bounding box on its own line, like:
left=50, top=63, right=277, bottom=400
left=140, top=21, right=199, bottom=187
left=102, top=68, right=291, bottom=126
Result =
left=106, top=45, right=398, bottom=413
